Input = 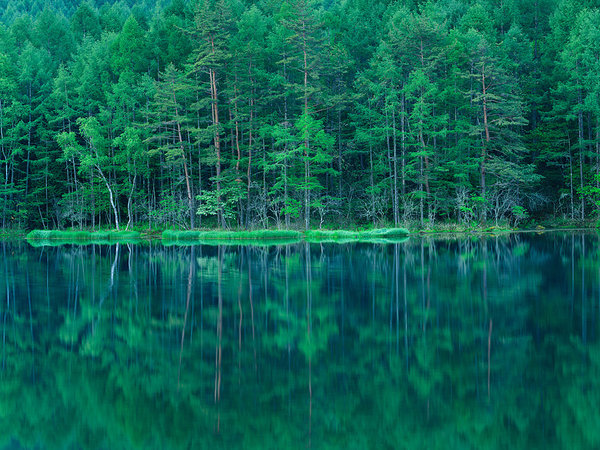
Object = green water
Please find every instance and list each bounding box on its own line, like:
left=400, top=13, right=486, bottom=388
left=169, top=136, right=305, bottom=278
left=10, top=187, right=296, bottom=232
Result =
left=1, top=232, right=599, bottom=449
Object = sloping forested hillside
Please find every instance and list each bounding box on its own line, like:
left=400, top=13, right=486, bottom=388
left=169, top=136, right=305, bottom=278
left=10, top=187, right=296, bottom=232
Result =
left=0, top=0, right=599, bottom=230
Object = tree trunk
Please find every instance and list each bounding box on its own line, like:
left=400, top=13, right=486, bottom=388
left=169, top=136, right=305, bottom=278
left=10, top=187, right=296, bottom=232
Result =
left=481, top=62, right=490, bottom=223
left=578, top=89, right=585, bottom=221
left=247, top=60, right=254, bottom=226
left=96, top=164, right=119, bottom=231
left=209, top=35, right=224, bottom=228
left=173, top=90, right=195, bottom=229
left=302, top=25, right=310, bottom=230
left=126, top=172, right=137, bottom=231
left=392, top=108, right=399, bottom=226
left=401, top=94, right=406, bottom=219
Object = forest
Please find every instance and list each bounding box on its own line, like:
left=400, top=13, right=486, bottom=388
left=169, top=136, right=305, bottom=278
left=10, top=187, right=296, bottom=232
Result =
left=0, top=0, right=599, bottom=231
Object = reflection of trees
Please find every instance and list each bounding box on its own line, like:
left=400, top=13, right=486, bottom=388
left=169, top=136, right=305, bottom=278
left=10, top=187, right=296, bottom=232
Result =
left=0, top=234, right=599, bottom=448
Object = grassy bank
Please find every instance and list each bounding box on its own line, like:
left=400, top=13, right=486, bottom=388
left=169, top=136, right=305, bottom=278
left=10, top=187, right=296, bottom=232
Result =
left=26, top=230, right=141, bottom=244
left=18, top=223, right=597, bottom=247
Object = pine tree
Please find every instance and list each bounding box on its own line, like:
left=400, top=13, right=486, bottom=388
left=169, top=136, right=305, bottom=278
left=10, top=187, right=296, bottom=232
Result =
left=187, top=0, right=233, bottom=228
left=150, top=64, right=195, bottom=229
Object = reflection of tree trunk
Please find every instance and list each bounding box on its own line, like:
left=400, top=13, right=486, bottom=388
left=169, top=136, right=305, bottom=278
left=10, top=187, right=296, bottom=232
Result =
left=483, top=240, right=489, bottom=399
left=341, top=255, right=345, bottom=361
left=199, top=246, right=205, bottom=393
left=238, top=272, right=242, bottom=386
left=285, top=246, right=291, bottom=415
left=581, top=235, right=586, bottom=344
left=403, top=248, right=408, bottom=371
left=371, top=250, right=375, bottom=334
left=425, top=263, right=431, bottom=333
left=487, top=319, right=492, bottom=400
left=27, top=269, right=35, bottom=382
left=421, top=242, right=426, bottom=332
left=571, top=233, right=574, bottom=320
left=482, top=241, right=488, bottom=310
left=111, top=244, right=119, bottom=288
left=46, top=249, right=50, bottom=328
left=98, top=244, right=119, bottom=315
left=215, top=246, right=223, bottom=432
left=263, top=250, right=268, bottom=333
left=178, top=247, right=194, bottom=390
left=3, top=243, right=9, bottom=371
left=305, top=242, right=312, bottom=449
left=395, top=244, right=399, bottom=354
left=249, top=259, right=257, bottom=373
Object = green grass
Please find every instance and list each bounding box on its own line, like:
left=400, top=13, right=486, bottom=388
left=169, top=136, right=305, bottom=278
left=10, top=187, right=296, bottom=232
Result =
left=24, top=227, right=410, bottom=247
left=26, top=230, right=141, bottom=245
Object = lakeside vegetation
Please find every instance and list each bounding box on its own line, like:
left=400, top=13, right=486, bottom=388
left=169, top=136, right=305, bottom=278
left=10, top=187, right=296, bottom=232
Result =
left=1, top=0, right=600, bottom=233
left=25, top=227, right=410, bottom=245
left=26, top=229, right=141, bottom=240
left=25, top=230, right=142, bottom=245
left=23, top=224, right=600, bottom=246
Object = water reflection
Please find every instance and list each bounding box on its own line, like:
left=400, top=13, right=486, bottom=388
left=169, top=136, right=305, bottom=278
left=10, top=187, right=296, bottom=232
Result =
left=1, top=233, right=600, bottom=449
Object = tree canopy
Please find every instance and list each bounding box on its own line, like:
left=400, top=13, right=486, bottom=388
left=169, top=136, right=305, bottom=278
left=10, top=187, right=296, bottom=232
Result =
left=1, top=0, right=600, bottom=230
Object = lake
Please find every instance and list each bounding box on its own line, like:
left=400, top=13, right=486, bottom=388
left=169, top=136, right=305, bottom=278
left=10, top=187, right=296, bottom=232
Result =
left=1, top=232, right=599, bottom=449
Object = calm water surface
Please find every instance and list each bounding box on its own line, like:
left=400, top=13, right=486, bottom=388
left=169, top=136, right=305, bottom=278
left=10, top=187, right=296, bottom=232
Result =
left=1, top=232, right=599, bottom=449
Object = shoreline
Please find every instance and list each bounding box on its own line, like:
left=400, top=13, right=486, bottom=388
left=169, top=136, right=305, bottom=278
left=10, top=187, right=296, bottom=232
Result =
left=0, top=226, right=592, bottom=246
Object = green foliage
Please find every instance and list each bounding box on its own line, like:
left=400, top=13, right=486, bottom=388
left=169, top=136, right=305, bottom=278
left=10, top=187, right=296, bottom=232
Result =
left=0, top=0, right=599, bottom=232
left=511, top=205, right=530, bottom=226
left=196, top=175, right=246, bottom=222
left=26, top=229, right=141, bottom=243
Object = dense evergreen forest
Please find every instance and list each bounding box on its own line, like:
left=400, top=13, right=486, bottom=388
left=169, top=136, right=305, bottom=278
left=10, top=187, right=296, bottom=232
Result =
left=1, top=0, right=599, bottom=231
